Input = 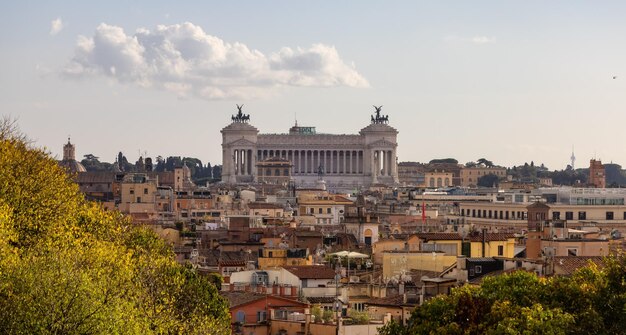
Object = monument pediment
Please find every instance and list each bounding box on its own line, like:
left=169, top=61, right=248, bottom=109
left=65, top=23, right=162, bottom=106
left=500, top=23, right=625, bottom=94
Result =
left=227, top=138, right=257, bottom=147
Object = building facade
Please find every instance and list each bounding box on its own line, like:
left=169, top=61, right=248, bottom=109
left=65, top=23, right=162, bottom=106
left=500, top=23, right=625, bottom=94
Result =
left=221, top=107, right=400, bottom=187
left=459, top=166, right=507, bottom=187
left=425, top=170, right=454, bottom=188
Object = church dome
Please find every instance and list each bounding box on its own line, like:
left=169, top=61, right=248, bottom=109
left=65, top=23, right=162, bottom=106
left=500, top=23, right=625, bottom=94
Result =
left=59, top=159, right=86, bottom=173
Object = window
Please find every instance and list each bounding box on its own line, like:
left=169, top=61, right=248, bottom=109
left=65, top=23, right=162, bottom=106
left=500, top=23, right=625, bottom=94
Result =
left=565, top=211, right=573, bottom=220
left=498, top=245, right=504, bottom=256
left=567, top=248, right=578, bottom=256
left=327, top=208, right=331, bottom=214
left=130, top=189, right=134, bottom=195
left=257, top=311, right=267, bottom=322
left=144, top=188, right=148, bottom=195
left=606, top=211, right=614, bottom=220
left=136, top=197, right=141, bottom=203
left=475, top=265, right=482, bottom=274
left=552, top=212, right=560, bottom=220
left=275, top=169, right=281, bottom=176
left=578, top=211, right=586, bottom=220
left=310, top=208, right=314, bottom=214
left=318, top=208, right=323, bottom=214
left=236, top=311, right=246, bottom=323
left=284, top=168, right=289, bottom=176
left=623, top=211, right=626, bottom=220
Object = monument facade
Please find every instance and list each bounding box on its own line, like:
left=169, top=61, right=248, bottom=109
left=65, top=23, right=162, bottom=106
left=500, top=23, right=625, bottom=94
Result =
left=221, top=106, right=399, bottom=187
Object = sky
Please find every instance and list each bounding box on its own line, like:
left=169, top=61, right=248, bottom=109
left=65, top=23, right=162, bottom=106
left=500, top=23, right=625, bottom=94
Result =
left=2, top=1, right=626, bottom=170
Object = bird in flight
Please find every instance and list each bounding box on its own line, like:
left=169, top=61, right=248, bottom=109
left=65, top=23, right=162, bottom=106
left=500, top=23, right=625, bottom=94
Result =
left=613, top=76, right=617, bottom=79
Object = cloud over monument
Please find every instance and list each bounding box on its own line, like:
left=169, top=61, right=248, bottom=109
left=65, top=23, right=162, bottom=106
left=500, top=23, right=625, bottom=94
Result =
left=63, top=22, right=369, bottom=99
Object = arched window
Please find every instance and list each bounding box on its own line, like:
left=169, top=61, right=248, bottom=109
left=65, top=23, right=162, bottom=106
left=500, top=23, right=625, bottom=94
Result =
left=429, top=178, right=435, bottom=187
left=236, top=310, right=245, bottom=323
left=444, top=178, right=450, bottom=186
left=275, top=169, right=281, bottom=176
left=437, top=178, right=442, bottom=187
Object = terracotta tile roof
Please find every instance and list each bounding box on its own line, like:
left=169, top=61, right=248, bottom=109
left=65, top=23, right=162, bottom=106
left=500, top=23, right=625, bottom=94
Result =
left=366, top=294, right=419, bottom=307
left=295, top=231, right=323, bottom=238
left=283, top=265, right=336, bottom=279
left=416, top=232, right=515, bottom=242
left=333, top=195, right=354, bottom=203
left=220, top=291, right=266, bottom=308
left=554, top=256, right=605, bottom=276
left=220, top=291, right=308, bottom=309
left=75, top=171, right=117, bottom=183
left=366, top=295, right=403, bottom=307
left=307, top=296, right=336, bottom=304
left=220, top=260, right=246, bottom=266
left=148, top=171, right=174, bottom=187
left=248, top=202, right=284, bottom=209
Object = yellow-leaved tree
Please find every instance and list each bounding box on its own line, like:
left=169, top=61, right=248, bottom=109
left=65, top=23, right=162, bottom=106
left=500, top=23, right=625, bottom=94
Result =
left=0, top=118, right=230, bottom=334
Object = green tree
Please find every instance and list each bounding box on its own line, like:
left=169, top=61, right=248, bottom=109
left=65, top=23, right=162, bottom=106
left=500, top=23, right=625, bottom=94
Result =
left=393, top=264, right=626, bottom=335
left=477, top=158, right=494, bottom=167
left=212, top=165, right=222, bottom=181
left=311, top=305, right=323, bottom=323
left=348, top=309, right=370, bottom=324
left=429, top=158, right=459, bottom=164
left=477, top=173, right=500, bottom=188
left=377, top=320, right=407, bottom=335
left=0, top=121, right=230, bottom=334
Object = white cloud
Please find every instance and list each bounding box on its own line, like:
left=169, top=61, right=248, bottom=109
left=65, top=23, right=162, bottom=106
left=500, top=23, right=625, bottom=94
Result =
left=471, top=36, right=496, bottom=44
left=63, top=22, right=369, bottom=99
left=50, top=18, right=64, bottom=35
left=445, top=35, right=496, bottom=45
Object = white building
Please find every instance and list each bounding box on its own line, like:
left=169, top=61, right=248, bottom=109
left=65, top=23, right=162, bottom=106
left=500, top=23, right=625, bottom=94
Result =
left=221, top=107, right=400, bottom=187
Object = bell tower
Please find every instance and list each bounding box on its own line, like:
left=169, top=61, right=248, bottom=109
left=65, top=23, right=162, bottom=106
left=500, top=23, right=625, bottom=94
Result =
left=63, top=137, right=75, bottom=161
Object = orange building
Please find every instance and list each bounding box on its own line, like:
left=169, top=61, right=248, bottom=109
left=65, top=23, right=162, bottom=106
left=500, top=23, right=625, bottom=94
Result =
left=221, top=291, right=308, bottom=335
left=589, top=159, right=605, bottom=188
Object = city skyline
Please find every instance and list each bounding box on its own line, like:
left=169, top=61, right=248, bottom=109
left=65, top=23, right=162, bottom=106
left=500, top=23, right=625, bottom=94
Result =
left=3, top=1, right=626, bottom=170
